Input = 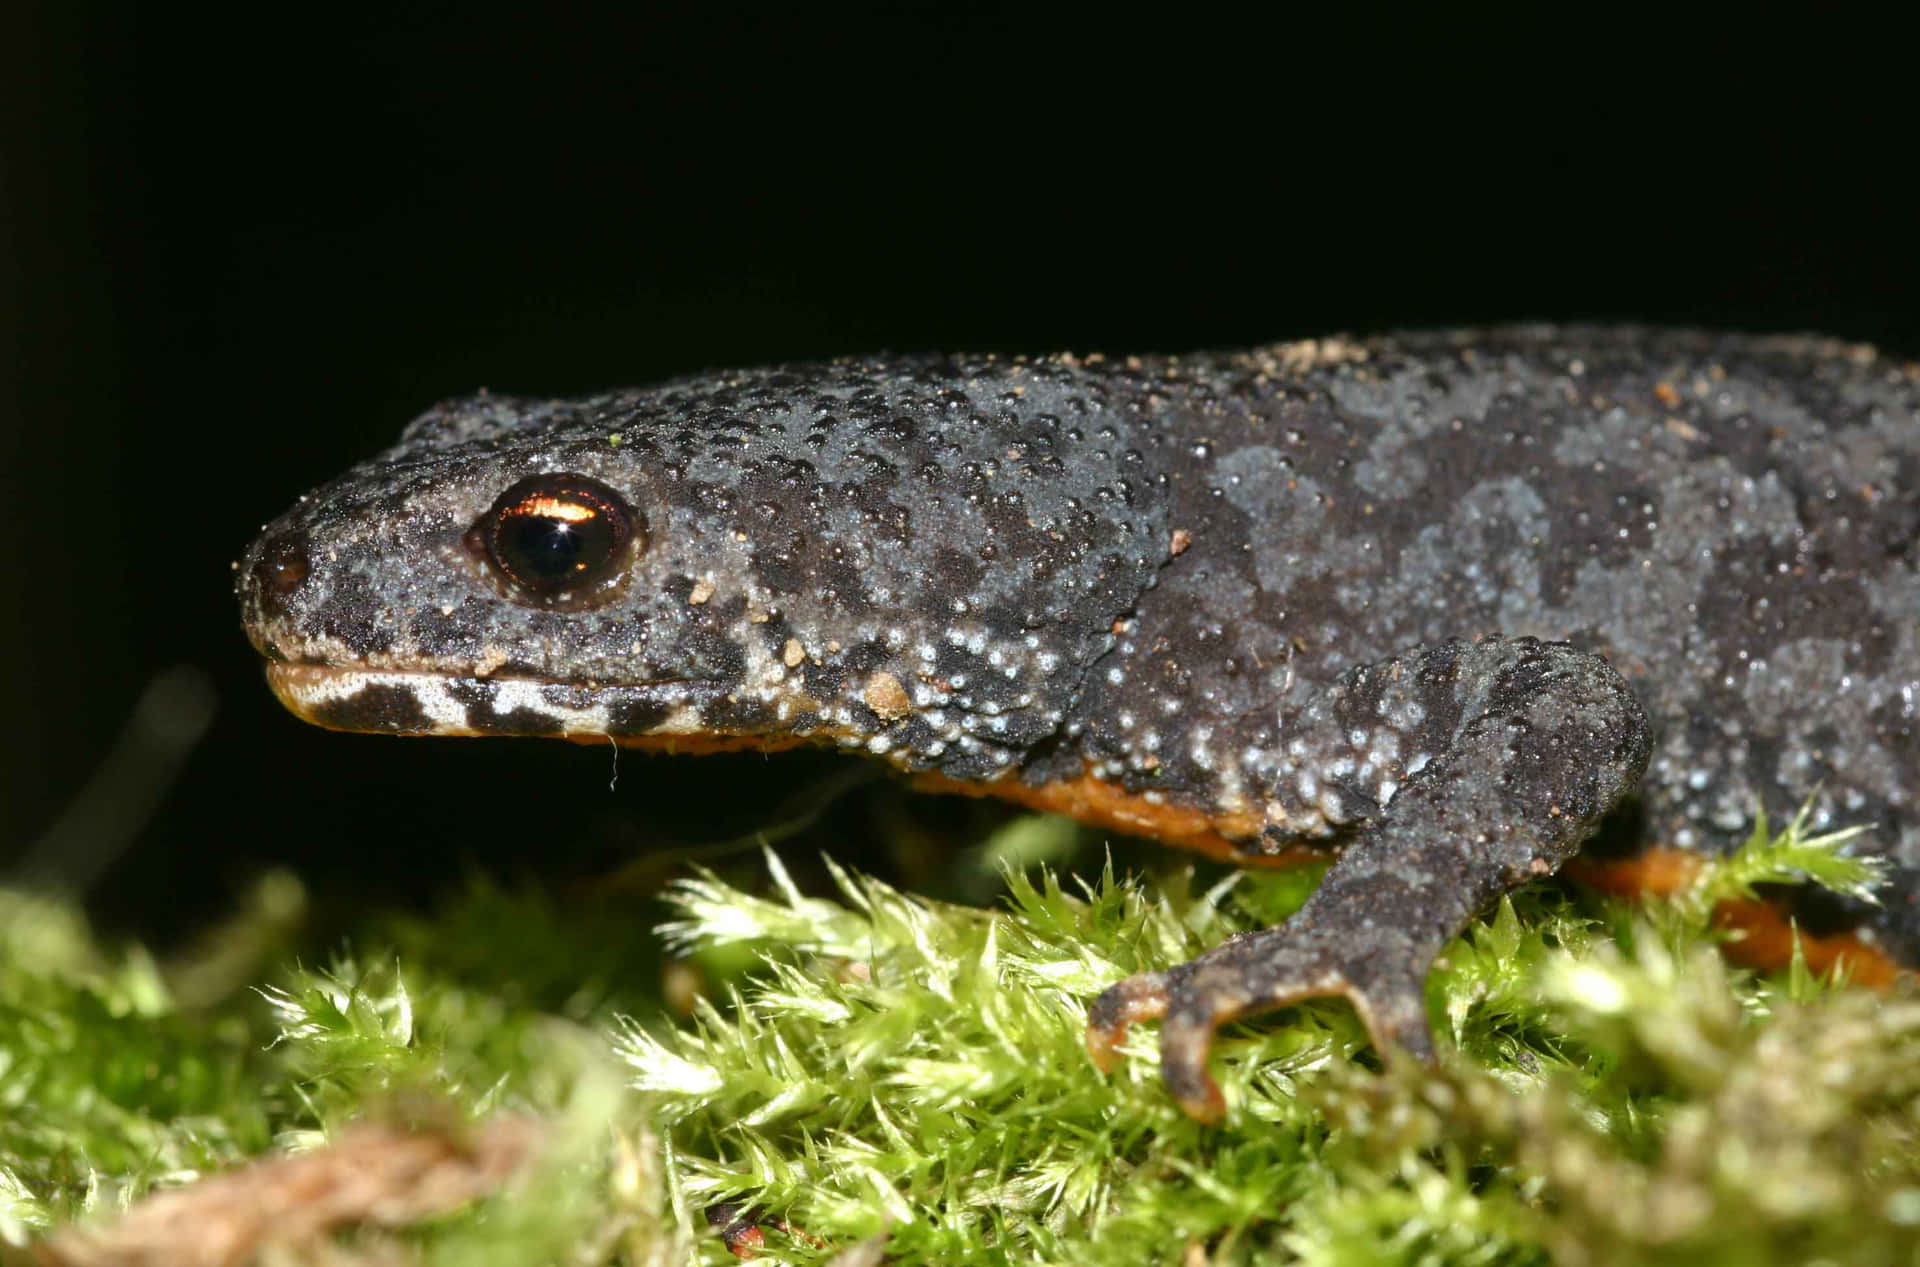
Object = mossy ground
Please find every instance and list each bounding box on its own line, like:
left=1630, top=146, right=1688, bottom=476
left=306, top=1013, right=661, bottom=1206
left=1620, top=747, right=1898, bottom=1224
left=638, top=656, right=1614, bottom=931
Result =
left=3, top=809, right=1918, bottom=1264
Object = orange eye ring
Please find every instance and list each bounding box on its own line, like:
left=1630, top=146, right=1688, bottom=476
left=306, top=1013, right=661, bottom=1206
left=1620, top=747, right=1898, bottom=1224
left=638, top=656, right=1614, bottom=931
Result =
left=466, top=473, right=642, bottom=608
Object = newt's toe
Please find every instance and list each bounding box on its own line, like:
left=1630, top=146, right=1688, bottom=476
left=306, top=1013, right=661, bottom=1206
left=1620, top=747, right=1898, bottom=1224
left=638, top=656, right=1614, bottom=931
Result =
left=1088, top=921, right=1437, bottom=1121
left=1085, top=971, right=1169, bottom=1072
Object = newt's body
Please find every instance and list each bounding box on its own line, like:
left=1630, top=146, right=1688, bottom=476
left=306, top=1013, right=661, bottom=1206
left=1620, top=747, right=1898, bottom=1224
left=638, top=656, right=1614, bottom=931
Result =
left=239, top=328, right=1919, bottom=1119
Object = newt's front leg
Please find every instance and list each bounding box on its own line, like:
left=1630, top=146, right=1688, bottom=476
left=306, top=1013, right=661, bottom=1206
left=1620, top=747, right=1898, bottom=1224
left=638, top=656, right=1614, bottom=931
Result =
left=1087, top=637, right=1651, bottom=1121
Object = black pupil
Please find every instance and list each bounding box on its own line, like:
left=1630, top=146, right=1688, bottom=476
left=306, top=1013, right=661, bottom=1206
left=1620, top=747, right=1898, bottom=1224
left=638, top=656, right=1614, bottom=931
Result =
left=504, top=511, right=602, bottom=580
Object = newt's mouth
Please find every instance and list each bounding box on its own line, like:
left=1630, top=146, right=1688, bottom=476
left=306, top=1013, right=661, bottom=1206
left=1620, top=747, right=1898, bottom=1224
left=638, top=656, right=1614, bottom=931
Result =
left=263, top=663, right=765, bottom=746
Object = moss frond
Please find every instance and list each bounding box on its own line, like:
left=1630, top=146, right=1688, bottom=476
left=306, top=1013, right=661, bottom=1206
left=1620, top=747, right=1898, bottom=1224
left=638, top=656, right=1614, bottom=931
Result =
left=1668, top=799, right=1887, bottom=922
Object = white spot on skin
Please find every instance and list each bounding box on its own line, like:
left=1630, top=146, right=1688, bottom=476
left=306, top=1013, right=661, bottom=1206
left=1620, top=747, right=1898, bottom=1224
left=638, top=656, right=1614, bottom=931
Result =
left=489, top=679, right=613, bottom=733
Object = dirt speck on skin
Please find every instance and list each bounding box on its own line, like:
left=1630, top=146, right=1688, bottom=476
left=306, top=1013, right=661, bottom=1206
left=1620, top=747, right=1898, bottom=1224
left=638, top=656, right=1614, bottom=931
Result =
left=864, top=671, right=912, bottom=721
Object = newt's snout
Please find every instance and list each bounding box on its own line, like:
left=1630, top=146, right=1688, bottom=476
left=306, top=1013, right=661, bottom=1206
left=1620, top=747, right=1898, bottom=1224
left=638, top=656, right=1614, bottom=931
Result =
left=238, top=527, right=315, bottom=660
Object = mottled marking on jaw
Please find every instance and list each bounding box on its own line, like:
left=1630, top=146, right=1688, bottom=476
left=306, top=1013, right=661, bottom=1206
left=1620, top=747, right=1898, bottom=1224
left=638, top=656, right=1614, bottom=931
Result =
left=262, top=663, right=876, bottom=756
left=264, top=664, right=710, bottom=738
left=486, top=679, right=617, bottom=733
left=269, top=665, right=467, bottom=733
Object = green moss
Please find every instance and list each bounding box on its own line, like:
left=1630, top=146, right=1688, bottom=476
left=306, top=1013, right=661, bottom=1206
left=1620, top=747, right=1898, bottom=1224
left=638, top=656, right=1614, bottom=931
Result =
left=0, top=890, right=277, bottom=1239
left=4, top=809, right=1918, bottom=1263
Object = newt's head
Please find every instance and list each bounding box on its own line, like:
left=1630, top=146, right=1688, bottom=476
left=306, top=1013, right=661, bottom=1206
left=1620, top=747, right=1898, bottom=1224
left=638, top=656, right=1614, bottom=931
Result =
left=237, top=356, right=1168, bottom=779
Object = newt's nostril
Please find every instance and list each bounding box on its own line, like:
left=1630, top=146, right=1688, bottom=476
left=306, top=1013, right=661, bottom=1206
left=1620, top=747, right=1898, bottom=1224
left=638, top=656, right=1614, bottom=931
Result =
left=247, top=529, right=313, bottom=613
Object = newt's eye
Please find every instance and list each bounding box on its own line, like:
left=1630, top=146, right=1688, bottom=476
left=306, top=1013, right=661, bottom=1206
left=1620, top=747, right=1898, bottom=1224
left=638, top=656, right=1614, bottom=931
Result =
left=467, top=474, right=642, bottom=608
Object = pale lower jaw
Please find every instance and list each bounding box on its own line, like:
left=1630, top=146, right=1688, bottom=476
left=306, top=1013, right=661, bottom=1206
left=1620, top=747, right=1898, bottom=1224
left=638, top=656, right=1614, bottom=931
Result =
left=263, top=662, right=722, bottom=740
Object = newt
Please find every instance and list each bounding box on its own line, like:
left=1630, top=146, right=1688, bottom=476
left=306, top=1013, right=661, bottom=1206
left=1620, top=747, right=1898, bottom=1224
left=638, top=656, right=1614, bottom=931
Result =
left=237, top=327, right=1919, bottom=1121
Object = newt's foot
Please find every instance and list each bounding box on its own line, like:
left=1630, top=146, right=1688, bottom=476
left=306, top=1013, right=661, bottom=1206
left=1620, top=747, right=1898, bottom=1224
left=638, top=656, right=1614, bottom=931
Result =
left=1087, top=922, right=1433, bottom=1122
left=1090, top=639, right=1650, bottom=1120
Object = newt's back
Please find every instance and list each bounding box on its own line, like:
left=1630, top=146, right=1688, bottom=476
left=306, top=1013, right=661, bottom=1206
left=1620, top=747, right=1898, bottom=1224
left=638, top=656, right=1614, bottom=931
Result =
left=1071, top=330, right=1919, bottom=914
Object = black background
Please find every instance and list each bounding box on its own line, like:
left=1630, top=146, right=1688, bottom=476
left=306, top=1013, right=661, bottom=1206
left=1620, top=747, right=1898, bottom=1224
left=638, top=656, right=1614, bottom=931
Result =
left=3, top=7, right=1912, bottom=940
